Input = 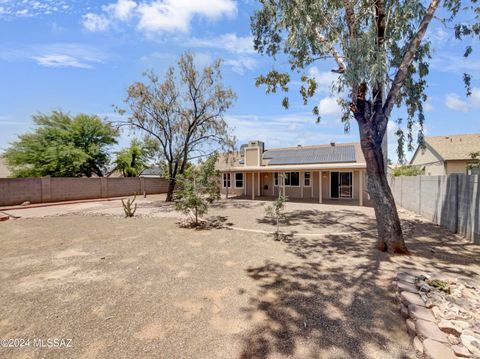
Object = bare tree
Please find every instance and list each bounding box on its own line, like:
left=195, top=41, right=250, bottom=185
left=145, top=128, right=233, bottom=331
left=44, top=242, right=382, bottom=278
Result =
left=117, top=52, right=236, bottom=201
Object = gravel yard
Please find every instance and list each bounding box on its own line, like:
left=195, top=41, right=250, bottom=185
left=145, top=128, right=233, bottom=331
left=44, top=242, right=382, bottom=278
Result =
left=1, top=196, right=479, bottom=358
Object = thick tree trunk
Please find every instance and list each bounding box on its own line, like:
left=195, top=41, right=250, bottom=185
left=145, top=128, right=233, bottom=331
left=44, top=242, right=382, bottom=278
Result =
left=359, top=124, right=408, bottom=254
left=165, top=178, right=176, bottom=202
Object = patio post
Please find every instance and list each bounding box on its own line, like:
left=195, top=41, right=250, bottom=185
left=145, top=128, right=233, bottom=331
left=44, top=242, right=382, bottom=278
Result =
left=226, top=172, right=229, bottom=199
left=359, top=170, right=364, bottom=206
left=301, top=171, right=304, bottom=198
left=244, top=173, right=247, bottom=196
left=252, top=172, right=255, bottom=200
left=319, top=170, right=323, bottom=204
left=282, top=172, right=286, bottom=196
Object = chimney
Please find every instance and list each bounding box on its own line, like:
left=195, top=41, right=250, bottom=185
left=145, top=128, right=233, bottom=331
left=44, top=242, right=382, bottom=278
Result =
left=330, top=142, right=335, bottom=147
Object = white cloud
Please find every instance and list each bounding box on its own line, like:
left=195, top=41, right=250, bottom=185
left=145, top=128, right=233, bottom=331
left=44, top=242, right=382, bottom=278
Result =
left=224, top=56, right=257, bottom=74
left=308, top=67, right=339, bottom=94
left=0, top=0, right=71, bottom=18
left=318, top=97, right=342, bottom=115
left=445, top=88, right=480, bottom=112
left=187, top=33, right=254, bottom=54
left=32, top=54, right=93, bottom=69
left=82, top=13, right=110, bottom=32
left=105, top=0, right=137, bottom=21
left=137, top=0, right=236, bottom=33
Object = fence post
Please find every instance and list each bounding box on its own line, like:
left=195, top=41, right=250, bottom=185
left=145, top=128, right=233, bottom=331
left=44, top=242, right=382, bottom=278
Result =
left=140, top=177, right=145, bottom=196
left=41, top=177, right=51, bottom=203
left=101, top=178, right=108, bottom=198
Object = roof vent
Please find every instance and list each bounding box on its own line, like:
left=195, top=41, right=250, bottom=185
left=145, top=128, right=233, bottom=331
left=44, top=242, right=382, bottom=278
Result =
left=297, top=144, right=302, bottom=148
left=330, top=142, right=336, bottom=147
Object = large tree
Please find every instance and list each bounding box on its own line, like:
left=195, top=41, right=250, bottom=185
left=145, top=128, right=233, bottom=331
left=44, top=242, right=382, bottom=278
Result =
left=118, top=52, right=236, bottom=202
left=4, top=111, right=118, bottom=177
left=112, top=138, right=158, bottom=177
left=251, top=0, right=479, bottom=253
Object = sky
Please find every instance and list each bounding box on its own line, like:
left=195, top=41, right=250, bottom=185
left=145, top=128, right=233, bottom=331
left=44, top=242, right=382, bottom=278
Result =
left=0, top=0, right=479, bottom=163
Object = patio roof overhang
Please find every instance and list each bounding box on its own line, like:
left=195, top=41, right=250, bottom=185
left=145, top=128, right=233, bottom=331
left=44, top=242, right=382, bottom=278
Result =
left=219, top=162, right=367, bottom=172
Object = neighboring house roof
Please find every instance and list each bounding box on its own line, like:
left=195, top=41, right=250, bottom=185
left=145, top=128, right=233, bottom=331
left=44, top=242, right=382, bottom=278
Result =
left=412, top=134, right=480, bottom=163
left=0, top=156, right=10, bottom=178
left=140, top=166, right=162, bottom=176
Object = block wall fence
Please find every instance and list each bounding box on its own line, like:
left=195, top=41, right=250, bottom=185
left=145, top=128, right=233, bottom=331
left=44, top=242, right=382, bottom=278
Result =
left=0, top=177, right=169, bottom=206
left=388, top=175, right=479, bottom=244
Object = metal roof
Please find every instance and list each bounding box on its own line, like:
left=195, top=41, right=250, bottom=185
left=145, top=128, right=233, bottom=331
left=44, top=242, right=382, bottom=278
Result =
left=263, top=145, right=356, bottom=165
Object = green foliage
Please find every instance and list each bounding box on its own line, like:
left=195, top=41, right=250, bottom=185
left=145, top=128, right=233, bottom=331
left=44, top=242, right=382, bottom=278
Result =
left=264, top=191, right=288, bottom=240
left=428, top=279, right=451, bottom=294
left=391, top=165, right=424, bottom=177
left=121, top=194, right=138, bottom=218
left=468, top=151, right=480, bottom=174
left=4, top=111, right=118, bottom=177
left=251, top=0, right=479, bottom=156
left=113, top=138, right=158, bottom=177
left=117, top=52, right=236, bottom=201
left=174, top=153, right=221, bottom=226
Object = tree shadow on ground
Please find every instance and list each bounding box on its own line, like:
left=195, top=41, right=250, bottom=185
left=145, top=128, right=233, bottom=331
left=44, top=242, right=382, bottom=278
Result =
left=258, top=209, right=376, bottom=233
left=240, top=217, right=480, bottom=359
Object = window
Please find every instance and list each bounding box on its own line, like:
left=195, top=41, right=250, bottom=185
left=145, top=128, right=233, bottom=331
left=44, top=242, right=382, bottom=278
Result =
left=274, top=172, right=279, bottom=186
left=223, top=173, right=231, bottom=188
left=235, top=173, right=244, bottom=188
left=304, top=172, right=311, bottom=187
left=285, top=172, right=300, bottom=186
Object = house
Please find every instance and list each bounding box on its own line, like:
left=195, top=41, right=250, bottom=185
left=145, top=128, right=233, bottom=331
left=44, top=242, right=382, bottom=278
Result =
left=410, top=134, right=480, bottom=176
left=0, top=156, right=10, bottom=178
left=139, top=166, right=163, bottom=177
left=217, top=140, right=370, bottom=206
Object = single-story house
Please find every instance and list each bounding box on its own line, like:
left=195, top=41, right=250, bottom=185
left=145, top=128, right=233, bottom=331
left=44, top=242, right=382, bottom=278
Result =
left=410, top=134, right=480, bottom=175
left=139, top=166, right=163, bottom=177
left=216, top=140, right=371, bottom=206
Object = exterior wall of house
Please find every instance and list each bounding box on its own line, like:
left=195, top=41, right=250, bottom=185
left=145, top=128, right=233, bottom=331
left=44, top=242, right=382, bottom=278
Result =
left=245, top=148, right=260, bottom=166
left=411, top=146, right=442, bottom=166
left=446, top=160, right=468, bottom=175
left=0, top=157, right=11, bottom=178
left=424, top=163, right=446, bottom=176
left=220, top=169, right=371, bottom=206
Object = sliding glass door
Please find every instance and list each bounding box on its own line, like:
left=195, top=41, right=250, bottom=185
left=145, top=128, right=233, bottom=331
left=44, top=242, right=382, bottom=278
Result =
left=330, top=172, right=353, bottom=199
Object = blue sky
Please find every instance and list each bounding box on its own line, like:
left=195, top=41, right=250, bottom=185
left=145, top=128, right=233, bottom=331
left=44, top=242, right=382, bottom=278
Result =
left=0, top=0, right=479, bottom=162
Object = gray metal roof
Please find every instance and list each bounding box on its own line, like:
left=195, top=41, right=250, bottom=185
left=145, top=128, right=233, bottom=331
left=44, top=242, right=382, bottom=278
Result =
left=263, top=145, right=356, bottom=165
left=140, top=166, right=162, bottom=176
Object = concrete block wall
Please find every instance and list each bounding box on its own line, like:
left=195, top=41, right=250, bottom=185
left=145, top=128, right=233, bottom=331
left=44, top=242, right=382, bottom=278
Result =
left=0, top=177, right=169, bottom=206
left=389, top=174, right=479, bottom=244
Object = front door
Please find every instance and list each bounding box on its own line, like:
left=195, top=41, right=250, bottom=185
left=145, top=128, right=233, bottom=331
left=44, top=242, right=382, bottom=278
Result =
left=330, top=172, right=353, bottom=199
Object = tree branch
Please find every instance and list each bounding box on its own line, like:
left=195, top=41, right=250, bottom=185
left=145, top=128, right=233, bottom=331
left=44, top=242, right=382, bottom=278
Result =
left=383, top=0, right=440, bottom=118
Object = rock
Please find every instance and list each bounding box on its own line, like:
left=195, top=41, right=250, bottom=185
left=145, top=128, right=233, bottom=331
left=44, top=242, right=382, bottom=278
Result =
left=432, top=306, right=442, bottom=319
left=415, top=319, right=449, bottom=343
left=460, top=333, right=480, bottom=357
left=451, top=320, right=471, bottom=331
left=417, top=274, right=430, bottom=281
left=448, top=334, right=460, bottom=345
left=401, top=291, right=426, bottom=307
left=397, top=272, right=416, bottom=284
left=451, top=344, right=472, bottom=358
left=438, top=319, right=462, bottom=336
left=406, top=319, right=416, bottom=337
left=0, top=214, right=9, bottom=222
left=423, top=339, right=457, bottom=359
left=397, top=281, right=419, bottom=293
left=419, top=283, right=432, bottom=293
left=400, top=304, right=409, bottom=319
left=409, top=304, right=436, bottom=322
left=21, top=201, right=31, bottom=206
left=413, top=336, right=424, bottom=355
left=425, top=299, right=434, bottom=309
left=391, top=280, right=398, bottom=289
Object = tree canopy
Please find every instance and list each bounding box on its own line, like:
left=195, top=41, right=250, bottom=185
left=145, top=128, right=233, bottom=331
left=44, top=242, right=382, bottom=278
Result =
left=4, top=111, right=118, bottom=178
left=251, top=0, right=479, bottom=253
left=117, top=52, right=236, bottom=201
left=112, top=138, right=158, bottom=177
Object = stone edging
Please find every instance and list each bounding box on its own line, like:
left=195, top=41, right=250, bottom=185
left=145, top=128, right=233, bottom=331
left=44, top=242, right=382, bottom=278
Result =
left=393, top=271, right=479, bottom=359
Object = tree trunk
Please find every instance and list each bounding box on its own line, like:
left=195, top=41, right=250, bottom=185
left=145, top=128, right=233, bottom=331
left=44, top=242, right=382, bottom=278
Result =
left=166, top=178, right=175, bottom=202
left=359, top=123, right=408, bottom=254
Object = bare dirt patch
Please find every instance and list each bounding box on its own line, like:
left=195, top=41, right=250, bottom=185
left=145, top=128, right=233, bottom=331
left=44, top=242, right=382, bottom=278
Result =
left=1, top=199, right=479, bottom=358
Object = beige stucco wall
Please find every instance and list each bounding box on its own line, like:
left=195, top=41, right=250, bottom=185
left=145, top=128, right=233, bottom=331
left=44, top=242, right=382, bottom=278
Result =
left=411, top=146, right=442, bottom=166
left=446, top=160, right=468, bottom=175
left=424, top=163, right=446, bottom=176
left=245, top=148, right=260, bottom=166
left=0, top=157, right=10, bottom=178
left=221, top=170, right=371, bottom=206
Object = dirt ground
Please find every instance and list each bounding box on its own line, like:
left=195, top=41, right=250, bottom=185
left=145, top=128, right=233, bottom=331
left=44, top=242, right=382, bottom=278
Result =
left=1, top=196, right=479, bottom=359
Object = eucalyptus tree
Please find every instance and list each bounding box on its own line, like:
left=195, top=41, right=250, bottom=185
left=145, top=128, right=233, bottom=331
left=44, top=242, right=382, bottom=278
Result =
left=118, top=52, right=236, bottom=201
left=251, top=0, right=479, bottom=253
